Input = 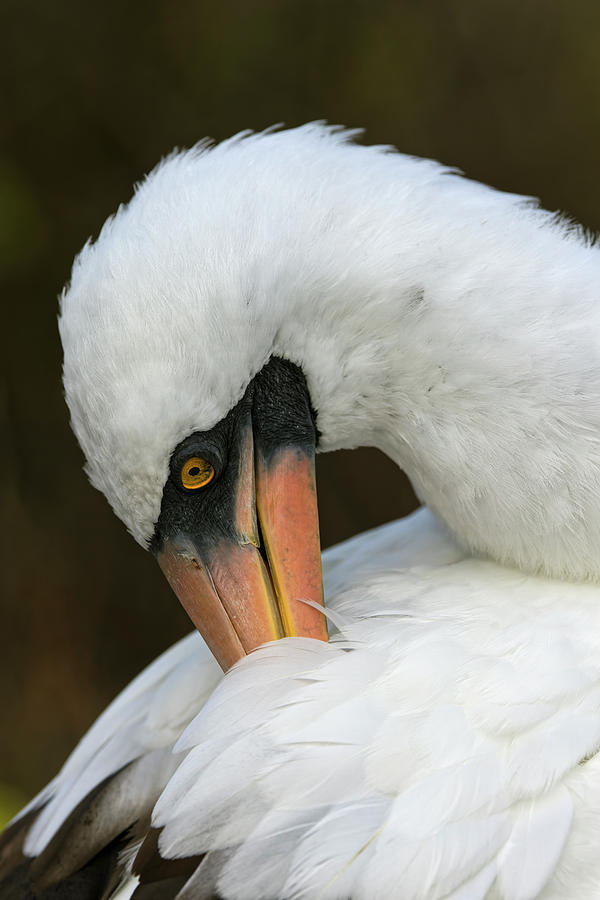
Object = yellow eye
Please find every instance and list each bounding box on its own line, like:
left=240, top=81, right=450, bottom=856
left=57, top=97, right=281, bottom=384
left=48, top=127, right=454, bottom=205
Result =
left=181, top=457, right=215, bottom=490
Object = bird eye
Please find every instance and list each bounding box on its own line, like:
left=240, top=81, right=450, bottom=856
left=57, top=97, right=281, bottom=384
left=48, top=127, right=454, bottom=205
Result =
left=181, top=457, right=215, bottom=490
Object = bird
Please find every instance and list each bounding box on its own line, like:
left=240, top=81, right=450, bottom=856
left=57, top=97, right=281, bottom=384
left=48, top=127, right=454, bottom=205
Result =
left=3, top=122, right=600, bottom=899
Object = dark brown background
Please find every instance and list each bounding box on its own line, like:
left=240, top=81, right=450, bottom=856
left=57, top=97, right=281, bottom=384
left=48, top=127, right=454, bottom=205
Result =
left=2, top=0, right=600, bottom=822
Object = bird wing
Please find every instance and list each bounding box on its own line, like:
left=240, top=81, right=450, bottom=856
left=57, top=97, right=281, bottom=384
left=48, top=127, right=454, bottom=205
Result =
left=147, top=508, right=600, bottom=900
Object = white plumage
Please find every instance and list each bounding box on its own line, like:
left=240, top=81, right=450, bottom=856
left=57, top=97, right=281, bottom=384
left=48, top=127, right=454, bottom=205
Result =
left=16, top=510, right=600, bottom=898
left=5, top=124, right=600, bottom=899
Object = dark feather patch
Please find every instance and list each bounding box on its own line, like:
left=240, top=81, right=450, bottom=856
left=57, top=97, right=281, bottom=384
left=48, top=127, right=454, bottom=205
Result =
left=133, top=827, right=204, bottom=887
left=0, top=760, right=163, bottom=897
left=130, top=873, right=198, bottom=899
left=0, top=806, right=44, bottom=882
left=0, top=833, right=124, bottom=899
left=30, top=772, right=124, bottom=890
left=30, top=747, right=176, bottom=894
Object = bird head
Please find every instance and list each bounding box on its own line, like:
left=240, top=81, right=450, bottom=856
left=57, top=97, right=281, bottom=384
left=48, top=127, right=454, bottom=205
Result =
left=60, top=122, right=600, bottom=656
left=60, top=123, right=395, bottom=668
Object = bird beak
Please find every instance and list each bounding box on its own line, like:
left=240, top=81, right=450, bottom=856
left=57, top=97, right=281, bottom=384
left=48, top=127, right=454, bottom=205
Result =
left=157, top=414, right=328, bottom=670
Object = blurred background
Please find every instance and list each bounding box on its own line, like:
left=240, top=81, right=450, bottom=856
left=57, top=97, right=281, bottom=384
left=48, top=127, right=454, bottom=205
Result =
left=2, top=0, right=600, bottom=826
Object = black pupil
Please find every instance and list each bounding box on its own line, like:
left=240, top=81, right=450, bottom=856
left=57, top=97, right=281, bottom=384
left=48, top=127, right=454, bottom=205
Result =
left=189, top=466, right=200, bottom=477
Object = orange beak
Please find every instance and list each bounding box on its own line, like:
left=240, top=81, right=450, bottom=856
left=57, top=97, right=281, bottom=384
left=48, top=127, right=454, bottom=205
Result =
left=157, top=414, right=328, bottom=671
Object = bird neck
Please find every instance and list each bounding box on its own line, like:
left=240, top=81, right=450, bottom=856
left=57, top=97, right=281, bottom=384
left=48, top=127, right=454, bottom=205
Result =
left=283, top=183, right=600, bottom=583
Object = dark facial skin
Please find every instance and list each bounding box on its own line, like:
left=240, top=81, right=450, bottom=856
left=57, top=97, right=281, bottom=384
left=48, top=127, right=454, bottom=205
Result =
left=151, top=356, right=319, bottom=558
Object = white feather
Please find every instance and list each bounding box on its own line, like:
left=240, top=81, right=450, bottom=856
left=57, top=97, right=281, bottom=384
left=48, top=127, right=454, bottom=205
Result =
left=109, top=873, right=139, bottom=899
left=145, top=511, right=600, bottom=899
left=442, top=863, right=497, bottom=900
left=496, top=787, right=573, bottom=900
left=13, top=504, right=600, bottom=900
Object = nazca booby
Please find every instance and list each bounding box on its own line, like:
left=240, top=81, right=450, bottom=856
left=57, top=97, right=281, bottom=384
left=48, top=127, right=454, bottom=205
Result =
left=3, top=124, right=600, bottom=899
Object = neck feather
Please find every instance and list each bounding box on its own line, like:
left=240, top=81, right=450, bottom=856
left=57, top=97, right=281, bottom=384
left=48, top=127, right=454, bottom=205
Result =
left=280, top=167, right=600, bottom=581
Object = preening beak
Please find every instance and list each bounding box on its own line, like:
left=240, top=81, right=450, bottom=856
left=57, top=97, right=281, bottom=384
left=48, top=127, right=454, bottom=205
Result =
left=155, top=360, right=328, bottom=670
left=255, top=441, right=326, bottom=642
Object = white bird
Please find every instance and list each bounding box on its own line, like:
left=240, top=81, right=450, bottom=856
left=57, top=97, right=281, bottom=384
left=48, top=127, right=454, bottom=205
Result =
left=3, top=123, right=600, bottom=900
